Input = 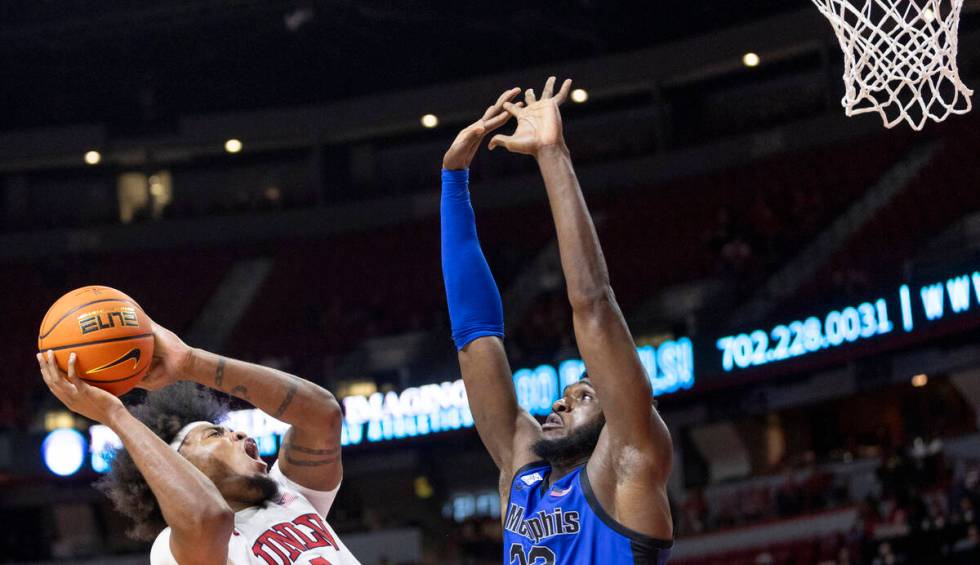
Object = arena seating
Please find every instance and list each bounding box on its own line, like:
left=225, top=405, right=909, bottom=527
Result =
left=797, top=116, right=980, bottom=305
left=225, top=202, right=558, bottom=363
left=673, top=435, right=980, bottom=565
left=596, top=132, right=913, bottom=311
left=216, top=130, right=918, bottom=372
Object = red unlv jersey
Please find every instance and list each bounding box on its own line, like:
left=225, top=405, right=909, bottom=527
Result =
left=151, top=462, right=360, bottom=565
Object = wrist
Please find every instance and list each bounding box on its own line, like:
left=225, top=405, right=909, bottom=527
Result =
left=104, top=403, right=132, bottom=429
left=534, top=142, right=570, bottom=162
left=441, top=168, right=470, bottom=200
left=182, top=348, right=210, bottom=385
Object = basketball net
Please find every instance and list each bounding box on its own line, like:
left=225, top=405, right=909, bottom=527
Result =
left=811, top=0, right=974, bottom=130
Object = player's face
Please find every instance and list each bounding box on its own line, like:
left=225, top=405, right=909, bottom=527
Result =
left=542, top=380, right=603, bottom=441
left=183, top=424, right=268, bottom=476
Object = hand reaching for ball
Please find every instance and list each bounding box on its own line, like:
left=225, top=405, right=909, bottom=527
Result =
left=38, top=350, right=125, bottom=425
left=137, top=320, right=195, bottom=391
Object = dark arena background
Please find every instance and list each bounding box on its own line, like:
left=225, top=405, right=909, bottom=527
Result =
left=3, top=1, right=980, bottom=564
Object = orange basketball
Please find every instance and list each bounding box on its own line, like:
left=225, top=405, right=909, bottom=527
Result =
left=38, top=286, right=154, bottom=396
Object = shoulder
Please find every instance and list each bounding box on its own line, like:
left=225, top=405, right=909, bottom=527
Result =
left=593, top=411, right=672, bottom=480
left=269, top=460, right=341, bottom=517
left=583, top=450, right=674, bottom=541
left=502, top=460, right=549, bottom=493
left=512, top=460, right=549, bottom=481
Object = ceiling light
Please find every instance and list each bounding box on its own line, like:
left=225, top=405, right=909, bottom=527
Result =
left=742, top=52, right=761, bottom=67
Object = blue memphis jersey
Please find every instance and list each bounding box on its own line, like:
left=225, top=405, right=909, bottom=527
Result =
left=503, top=462, right=672, bottom=565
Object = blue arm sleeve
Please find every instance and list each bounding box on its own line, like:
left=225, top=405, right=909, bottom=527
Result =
left=440, top=168, right=505, bottom=350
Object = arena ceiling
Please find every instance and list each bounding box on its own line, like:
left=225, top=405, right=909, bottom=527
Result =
left=0, top=0, right=802, bottom=132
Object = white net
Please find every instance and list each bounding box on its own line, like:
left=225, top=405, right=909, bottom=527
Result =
left=811, top=0, right=974, bottom=130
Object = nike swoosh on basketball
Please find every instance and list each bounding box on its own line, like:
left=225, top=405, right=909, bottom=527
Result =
left=86, top=348, right=142, bottom=374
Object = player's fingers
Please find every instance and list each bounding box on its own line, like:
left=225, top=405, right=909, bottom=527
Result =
left=48, top=350, right=78, bottom=392
left=502, top=101, right=522, bottom=117
left=37, top=353, right=55, bottom=387
left=524, top=88, right=536, bottom=105
left=66, top=351, right=79, bottom=382
left=485, top=100, right=525, bottom=127
left=490, top=87, right=521, bottom=114
left=488, top=134, right=513, bottom=151
left=480, top=104, right=496, bottom=121
left=482, top=109, right=514, bottom=132
left=480, top=88, right=519, bottom=121
left=554, top=78, right=573, bottom=105
left=40, top=351, right=75, bottom=396
left=541, top=76, right=556, bottom=99
left=41, top=350, right=60, bottom=383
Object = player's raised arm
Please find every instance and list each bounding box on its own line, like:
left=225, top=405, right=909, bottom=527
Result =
left=139, top=323, right=343, bottom=493
left=38, top=352, right=233, bottom=565
left=490, top=78, right=672, bottom=475
left=441, top=88, right=542, bottom=478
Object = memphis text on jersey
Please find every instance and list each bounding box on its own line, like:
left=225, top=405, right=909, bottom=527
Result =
left=250, top=512, right=339, bottom=564
left=504, top=502, right=581, bottom=544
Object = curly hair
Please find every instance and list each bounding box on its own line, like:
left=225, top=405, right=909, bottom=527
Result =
left=94, top=382, right=229, bottom=541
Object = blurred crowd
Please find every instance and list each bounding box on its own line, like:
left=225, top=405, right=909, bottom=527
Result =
left=676, top=437, right=980, bottom=564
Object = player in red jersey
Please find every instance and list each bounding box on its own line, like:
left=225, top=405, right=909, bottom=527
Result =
left=38, top=321, right=360, bottom=565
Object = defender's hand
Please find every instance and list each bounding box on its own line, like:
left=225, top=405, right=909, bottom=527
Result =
left=38, top=350, right=126, bottom=425
left=488, top=76, right=572, bottom=157
left=137, top=320, right=193, bottom=391
left=442, top=87, right=524, bottom=170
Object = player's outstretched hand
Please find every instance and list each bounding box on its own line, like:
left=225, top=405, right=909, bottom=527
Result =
left=38, top=350, right=125, bottom=425
left=137, top=320, right=194, bottom=391
left=442, top=87, right=524, bottom=170
left=488, top=76, right=572, bottom=157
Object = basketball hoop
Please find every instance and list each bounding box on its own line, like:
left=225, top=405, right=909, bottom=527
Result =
left=811, top=0, right=974, bottom=130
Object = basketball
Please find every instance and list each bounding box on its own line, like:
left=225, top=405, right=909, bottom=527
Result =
left=38, top=286, right=154, bottom=396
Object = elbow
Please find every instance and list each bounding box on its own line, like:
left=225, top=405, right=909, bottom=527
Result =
left=310, top=388, right=344, bottom=432
left=203, top=506, right=235, bottom=535
left=568, top=286, right=617, bottom=316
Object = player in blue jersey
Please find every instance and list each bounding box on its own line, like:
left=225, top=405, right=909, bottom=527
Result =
left=440, top=77, right=673, bottom=564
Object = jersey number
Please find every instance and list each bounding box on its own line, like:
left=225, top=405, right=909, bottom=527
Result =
left=509, top=543, right=556, bottom=565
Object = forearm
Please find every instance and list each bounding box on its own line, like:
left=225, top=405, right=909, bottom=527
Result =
left=108, top=408, right=232, bottom=531
left=184, top=349, right=340, bottom=430
left=442, top=170, right=536, bottom=469
left=458, top=338, right=521, bottom=466
left=535, top=144, right=614, bottom=308
left=441, top=168, right=505, bottom=348
left=536, top=144, right=657, bottom=441
left=459, top=338, right=543, bottom=476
